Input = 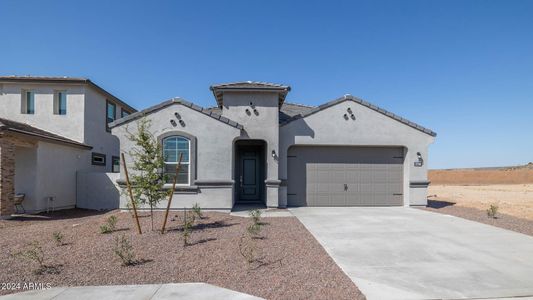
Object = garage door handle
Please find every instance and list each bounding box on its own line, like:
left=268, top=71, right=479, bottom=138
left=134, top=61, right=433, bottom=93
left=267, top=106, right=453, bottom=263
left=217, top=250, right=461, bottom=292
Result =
left=344, top=184, right=348, bottom=191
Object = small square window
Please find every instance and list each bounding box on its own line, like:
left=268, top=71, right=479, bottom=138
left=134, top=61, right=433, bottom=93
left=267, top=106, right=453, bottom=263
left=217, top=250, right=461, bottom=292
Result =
left=112, top=156, right=120, bottom=173
left=121, top=109, right=130, bottom=118
left=92, top=152, right=106, bottom=166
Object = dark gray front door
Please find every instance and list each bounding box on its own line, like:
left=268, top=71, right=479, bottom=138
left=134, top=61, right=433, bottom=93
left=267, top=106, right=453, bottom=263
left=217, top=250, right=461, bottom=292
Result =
left=239, top=148, right=261, bottom=201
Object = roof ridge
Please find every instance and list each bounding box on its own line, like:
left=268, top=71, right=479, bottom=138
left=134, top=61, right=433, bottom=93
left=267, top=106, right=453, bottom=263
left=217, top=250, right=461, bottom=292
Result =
left=109, top=97, right=243, bottom=130
left=283, top=101, right=316, bottom=108
left=280, top=95, right=436, bottom=137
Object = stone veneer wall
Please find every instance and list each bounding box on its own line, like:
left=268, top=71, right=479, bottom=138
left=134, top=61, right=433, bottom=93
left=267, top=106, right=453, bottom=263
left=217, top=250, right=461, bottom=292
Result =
left=0, top=134, right=15, bottom=217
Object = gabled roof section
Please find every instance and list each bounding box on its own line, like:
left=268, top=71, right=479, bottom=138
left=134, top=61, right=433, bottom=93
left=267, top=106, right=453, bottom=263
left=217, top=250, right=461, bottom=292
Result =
left=0, top=118, right=92, bottom=149
left=109, top=97, right=244, bottom=130
left=280, top=95, right=437, bottom=137
left=0, top=75, right=137, bottom=113
left=210, top=81, right=291, bottom=108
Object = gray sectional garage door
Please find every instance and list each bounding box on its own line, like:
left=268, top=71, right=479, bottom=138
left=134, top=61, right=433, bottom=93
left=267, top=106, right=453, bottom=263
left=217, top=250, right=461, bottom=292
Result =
left=287, top=146, right=404, bottom=206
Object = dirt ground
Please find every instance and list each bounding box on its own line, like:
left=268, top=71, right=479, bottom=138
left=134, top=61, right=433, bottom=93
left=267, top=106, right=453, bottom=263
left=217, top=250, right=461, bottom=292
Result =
left=428, top=184, right=533, bottom=220
left=429, top=164, right=533, bottom=185
left=0, top=209, right=364, bottom=300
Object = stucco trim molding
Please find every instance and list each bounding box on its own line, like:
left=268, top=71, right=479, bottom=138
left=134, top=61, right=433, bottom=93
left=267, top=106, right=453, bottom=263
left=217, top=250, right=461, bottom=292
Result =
left=194, top=180, right=234, bottom=187
left=265, top=179, right=282, bottom=187
left=280, top=95, right=437, bottom=137
left=109, top=98, right=244, bottom=130
left=410, top=181, right=431, bottom=188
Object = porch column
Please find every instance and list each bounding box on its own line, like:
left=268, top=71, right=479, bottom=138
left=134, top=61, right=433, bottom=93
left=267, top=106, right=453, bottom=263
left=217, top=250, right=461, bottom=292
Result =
left=0, top=136, right=15, bottom=218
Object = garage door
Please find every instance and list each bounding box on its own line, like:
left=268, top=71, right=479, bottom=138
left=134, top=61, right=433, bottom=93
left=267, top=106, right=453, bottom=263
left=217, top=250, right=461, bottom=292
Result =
left=287, top=146, right=404, bottom=206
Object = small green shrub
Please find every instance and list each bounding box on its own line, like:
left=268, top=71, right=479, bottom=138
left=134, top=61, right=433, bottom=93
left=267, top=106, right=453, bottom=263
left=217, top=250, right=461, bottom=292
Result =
left=192, top=203, right=203, bottom=219
left=14, top=242, right=54, bottom=274
left=249, top=209, right=262, bottom=225
left=52, top=231, right=64, bottom=246
left=100, top=215, right=118, bottom=234
left=247, top=223, right=262, bottom=237
left=487, top=204, right=499, bottom=219
left=182, top=210, right=195, bottom=246
left=113, top=234, right=136, bottom=266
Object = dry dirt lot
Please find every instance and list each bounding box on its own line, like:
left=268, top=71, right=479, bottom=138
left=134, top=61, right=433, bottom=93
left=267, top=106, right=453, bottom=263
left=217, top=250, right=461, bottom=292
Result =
left=0, top=209, right=364, bottom=300
left=428, top=184, right=533, bottom=220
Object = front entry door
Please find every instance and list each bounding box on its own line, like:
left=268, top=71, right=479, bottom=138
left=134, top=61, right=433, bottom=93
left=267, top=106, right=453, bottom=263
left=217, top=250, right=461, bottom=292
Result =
left=238, top=147, right=261, bottom=202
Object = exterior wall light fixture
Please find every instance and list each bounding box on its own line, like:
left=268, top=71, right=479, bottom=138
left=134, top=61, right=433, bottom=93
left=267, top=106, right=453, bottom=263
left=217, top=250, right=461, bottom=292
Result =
left=271, top=150, right=277, bottom=158
left=170, top=120, right=177, bottom=126
left=414, top=152, right=424, bottom=167
left=174, top=112, right=181, bottom=119
left=179, top=120, right=186, bottom=127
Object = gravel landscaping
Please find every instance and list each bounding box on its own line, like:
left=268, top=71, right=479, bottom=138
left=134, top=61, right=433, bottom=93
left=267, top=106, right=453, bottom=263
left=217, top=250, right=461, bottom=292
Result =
left=0, top=209, right=364, bottom=300
left=421, top=200, right=533, bottom=236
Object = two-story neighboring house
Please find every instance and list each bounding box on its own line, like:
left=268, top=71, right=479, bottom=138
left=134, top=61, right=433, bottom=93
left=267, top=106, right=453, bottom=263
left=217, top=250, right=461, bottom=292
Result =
left=0, top=76, right=136, bottom=217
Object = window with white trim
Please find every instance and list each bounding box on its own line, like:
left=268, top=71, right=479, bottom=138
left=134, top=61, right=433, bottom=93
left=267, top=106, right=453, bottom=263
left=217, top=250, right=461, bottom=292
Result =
left=162, top=136, right=190, bottom=184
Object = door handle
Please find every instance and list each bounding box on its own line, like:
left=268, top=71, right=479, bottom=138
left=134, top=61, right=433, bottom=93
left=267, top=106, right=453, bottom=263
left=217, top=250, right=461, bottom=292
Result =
left=240, top=176, right=243, bottom=186
left=344, top=184, right=348, bottom=191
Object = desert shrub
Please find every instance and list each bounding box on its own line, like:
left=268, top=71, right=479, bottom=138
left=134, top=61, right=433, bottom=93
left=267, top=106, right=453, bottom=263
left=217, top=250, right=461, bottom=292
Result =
left=247, top=223, right=262, bottom=237
left=13, top=242, right=59, bottom=275
left=52, top=231, right=64, bottom=246
left=192, top=203, right=203, bottom=219
left=100, top=215, right=118, bottom=234
left=113, top=234, right=136, bottom=266
left=487, top=204, right=499, bottom=219
left=249, top=209, right=262, bottom=225
left=181, top=210, right=195, bottom=246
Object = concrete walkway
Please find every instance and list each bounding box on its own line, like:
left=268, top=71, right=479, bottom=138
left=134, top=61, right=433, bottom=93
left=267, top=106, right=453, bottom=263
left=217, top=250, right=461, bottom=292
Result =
left=0, top=283, right=263, bottom=300
left=290, top=207, right=533, bottom=300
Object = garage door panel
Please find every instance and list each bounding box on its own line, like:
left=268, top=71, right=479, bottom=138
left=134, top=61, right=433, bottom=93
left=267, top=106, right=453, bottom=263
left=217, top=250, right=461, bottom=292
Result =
left=288, top=146, right=404, bottom=207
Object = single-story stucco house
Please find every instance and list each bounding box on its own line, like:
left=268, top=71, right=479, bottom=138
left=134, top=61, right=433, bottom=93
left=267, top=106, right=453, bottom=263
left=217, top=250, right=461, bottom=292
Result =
left=110, top=81, right=436, bottom=210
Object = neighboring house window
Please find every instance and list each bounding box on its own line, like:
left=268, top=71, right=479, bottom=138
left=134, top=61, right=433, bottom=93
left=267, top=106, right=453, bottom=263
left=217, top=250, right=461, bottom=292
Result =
left=106, top=100, right=116, bottom=131
left=21, top=90, right=35, bottom=114
left=54, top=91, right=67, bottom=115
left=112, top=156, right=120, bottom=173
left=92, top=152, right=106, bottom=166
left=162, top=136, right=190, bottom=184
left=121, top=109, right=130, bottom=118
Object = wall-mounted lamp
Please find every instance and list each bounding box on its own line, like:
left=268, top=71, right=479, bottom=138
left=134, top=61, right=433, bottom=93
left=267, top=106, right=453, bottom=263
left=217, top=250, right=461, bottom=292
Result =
left=170, top=120, right=177, bottom=126
left=249, top=102, right=255, bottom=108
left=343, top=113, right=349, bottom=120
left=174, top=112, right=181, bottom=119
left=347, top=107, right=352, bottom=114
left=253, top=109, right=259, bottom=116
left=245, top=108, right=251, bottom=115
left=179, top=120, right=186, bottom=127
left=271, top=150, right=277, bottom=158
left=414, top=152, right=424, bottom=167
left=350, top=114, right=356, bottom=120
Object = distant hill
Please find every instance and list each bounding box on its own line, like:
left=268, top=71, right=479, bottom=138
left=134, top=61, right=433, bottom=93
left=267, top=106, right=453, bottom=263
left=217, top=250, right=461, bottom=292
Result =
left=429, top=163, right=533, bottom=185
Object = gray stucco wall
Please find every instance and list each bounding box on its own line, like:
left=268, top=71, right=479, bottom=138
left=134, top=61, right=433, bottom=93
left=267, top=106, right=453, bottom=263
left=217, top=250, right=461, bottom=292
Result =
left=279, top=98, right=435, bottom=206
left=112, top=102, right=242, bottom=210
left=221, top=91, right=280, bottom=207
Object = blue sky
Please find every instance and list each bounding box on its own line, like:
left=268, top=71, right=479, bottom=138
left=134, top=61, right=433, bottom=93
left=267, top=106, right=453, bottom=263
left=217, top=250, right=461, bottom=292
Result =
left=1, top=0, right=532, bottom=169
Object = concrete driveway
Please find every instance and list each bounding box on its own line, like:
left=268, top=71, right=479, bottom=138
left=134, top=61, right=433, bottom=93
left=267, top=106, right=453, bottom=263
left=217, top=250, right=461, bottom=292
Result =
left=290, top=207, right=533, bottom=300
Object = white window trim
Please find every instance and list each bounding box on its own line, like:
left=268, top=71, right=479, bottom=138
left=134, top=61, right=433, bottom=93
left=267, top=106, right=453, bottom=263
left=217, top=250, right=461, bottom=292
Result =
left=163, top=136, right=191, bottom=186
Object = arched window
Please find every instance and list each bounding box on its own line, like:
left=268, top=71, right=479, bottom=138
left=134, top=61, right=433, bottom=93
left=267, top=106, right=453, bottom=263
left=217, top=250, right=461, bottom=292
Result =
left=162, top=136, right=190, bottom=185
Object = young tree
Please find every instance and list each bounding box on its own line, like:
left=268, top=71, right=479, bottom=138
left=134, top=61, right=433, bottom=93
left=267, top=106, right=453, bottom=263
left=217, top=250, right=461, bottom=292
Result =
left=126, top=118, right=169, bottom=231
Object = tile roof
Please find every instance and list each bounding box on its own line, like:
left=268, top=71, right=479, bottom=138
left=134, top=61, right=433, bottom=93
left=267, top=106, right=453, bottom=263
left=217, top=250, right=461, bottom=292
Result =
left=210, top=81, right=291, bottom=108
left=109, top=97, right=244, bottom=130
left=280, top=95, right=437, bottom=137
left=0, top=118, right=92, bottom=149
left=0, top=76, right=136, bottom=113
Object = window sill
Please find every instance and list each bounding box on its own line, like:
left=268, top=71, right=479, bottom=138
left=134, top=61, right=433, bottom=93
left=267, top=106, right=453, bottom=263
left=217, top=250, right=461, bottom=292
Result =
left=163, top=184, right=199, bottom=194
